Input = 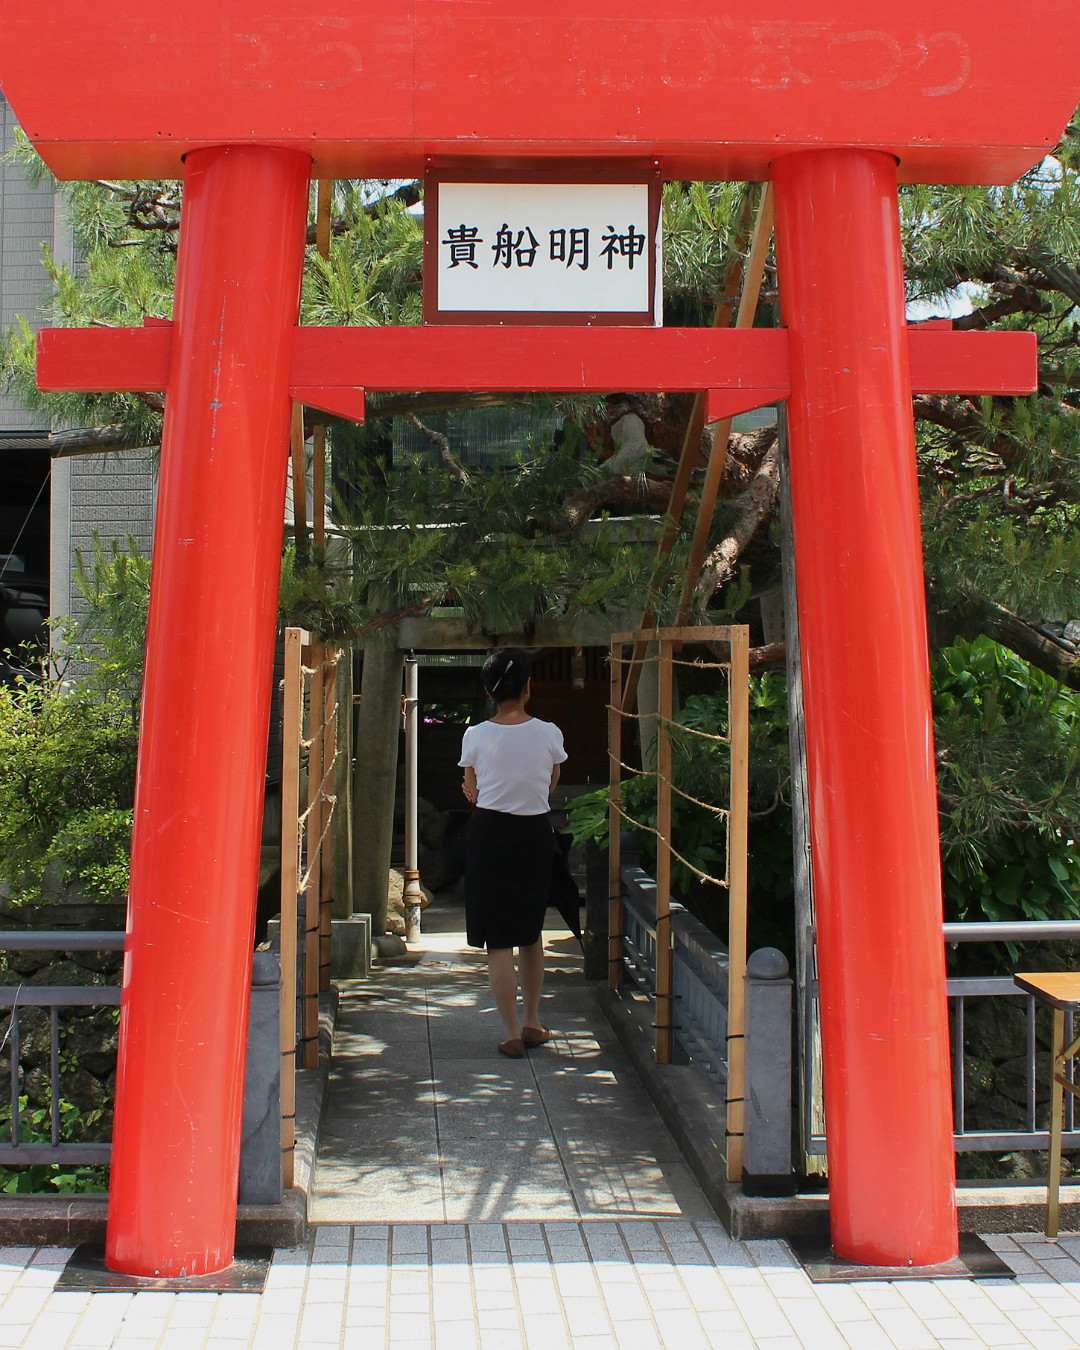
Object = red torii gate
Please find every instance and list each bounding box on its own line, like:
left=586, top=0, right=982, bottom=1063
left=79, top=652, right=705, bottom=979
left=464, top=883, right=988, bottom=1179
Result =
left=1, top=1, right=1077, bottom=1278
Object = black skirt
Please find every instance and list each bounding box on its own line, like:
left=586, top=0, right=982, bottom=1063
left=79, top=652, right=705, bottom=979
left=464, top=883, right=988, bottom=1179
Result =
left=464, top=808, right=554, bottom=950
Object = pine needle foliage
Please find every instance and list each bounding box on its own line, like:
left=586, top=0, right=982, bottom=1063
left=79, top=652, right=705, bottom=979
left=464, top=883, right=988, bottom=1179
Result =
left=279, top=434, right=669, bottom=640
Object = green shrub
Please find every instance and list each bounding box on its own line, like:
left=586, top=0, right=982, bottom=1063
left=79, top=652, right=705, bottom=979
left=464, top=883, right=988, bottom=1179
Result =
left=933, top=636, right=1080, bottom=925
left=567, top=671, right=794, bottom=950
left=569, top=641, right=1080, bottom=948
left=0, top=1097, right=109, bottom=1194
left=0, top=676, right=136, bottom=903
left=0, top=535, right=147, bottom=906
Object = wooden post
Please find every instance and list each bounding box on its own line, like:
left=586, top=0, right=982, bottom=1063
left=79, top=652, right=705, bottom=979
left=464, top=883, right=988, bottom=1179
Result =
left=620, top=190, right=756, bottom=716
left=608, top=642, right=624, bottom=991
left=402, top=653, right=423, bottom=943
left=279, top=626, right=305, bottom=1191
left=316, top=179, right=333, bottom=255
left=726, top=625, right=751, bottom=1181
left=302, top=640, right=324, bottom=1068
left=1048, top=1007, right=1066, bottom=1239
left=319, top=645, right=337, bottom=992
left=312, top=425, right=326, bottom=551
left=676, top=185, right=774, bottom=626
left=779, top=411, right=827, bottom=1175
left=290, top=403, right=307, bottom=549
left=312, top=180, right=332, bottom=551
left=655, top=638, right=674, bottom=1064
left=331, top=650, right=354, bottom=921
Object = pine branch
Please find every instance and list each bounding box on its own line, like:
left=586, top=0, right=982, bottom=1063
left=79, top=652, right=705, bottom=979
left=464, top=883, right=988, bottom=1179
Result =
left=408, top=415, right=470, bottom=484
left=695, top=440, right=781, bottom=604
left=559, top=475, right=672, bottom=532
left=49, top=425, right=158, bottom=457
left=913, top=394, right=1078, bottom=493
left=950, top=284, right=1052, bottom=329
left=935, top=589, right=1080, bottom=689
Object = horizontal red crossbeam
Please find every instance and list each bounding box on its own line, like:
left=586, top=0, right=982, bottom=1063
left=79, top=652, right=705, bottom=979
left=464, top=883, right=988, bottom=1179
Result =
left=4, top=2, right=1079, bottom=185
left=36, top=324, right=1036, bottom=425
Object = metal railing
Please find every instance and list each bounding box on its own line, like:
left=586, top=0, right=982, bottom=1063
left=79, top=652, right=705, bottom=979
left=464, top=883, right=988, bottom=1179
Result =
left=620, top=864, right=730, bottom=1089
left=0, top=932, right=123, bottom=1166
left=804, top=920, right=1080, bottom=1157
left=2, top=933, right=284, bottom=1200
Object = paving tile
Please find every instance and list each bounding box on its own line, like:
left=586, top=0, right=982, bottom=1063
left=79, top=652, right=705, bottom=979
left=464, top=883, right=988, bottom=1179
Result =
left=0, top=1248, right=37, bottom=1268
left=472, top=1265, right=514, bottom=1290
left=867, top=1304, right=941, bottom=1350
left=0, top=1287, right=54, bottom=1323
left=513, top=1278, right=560, bottom=1313
left=675, top=1265, right=736, bottom=1312
left=23, top=1313, right=82, bottom=1349
left=476, top=1331, right=524, bottom=1350
left=618, top=1223, right=665, bottom=1252
left=433, top=1240, right=470, bottom=1264
left=42, top=1292, right=95, bottom=1317
left=436, top=1320, right=482, bottom=1350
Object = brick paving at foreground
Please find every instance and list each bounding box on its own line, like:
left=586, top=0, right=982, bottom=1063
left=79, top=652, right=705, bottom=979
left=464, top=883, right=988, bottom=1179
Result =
left=6, top=1222, right=1080, bottom=1350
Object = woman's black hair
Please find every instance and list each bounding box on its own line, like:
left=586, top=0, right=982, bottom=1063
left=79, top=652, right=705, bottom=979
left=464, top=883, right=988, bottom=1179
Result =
left=482, top=648, right=531, bottom=704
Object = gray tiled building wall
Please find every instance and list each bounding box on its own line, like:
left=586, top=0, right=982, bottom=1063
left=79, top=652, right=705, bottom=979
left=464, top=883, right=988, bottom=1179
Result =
left=1, top=89, right=157, bottom=620
left=0, top=90, right=51, bottom=429
left=64, top=451, right=158, bottom=620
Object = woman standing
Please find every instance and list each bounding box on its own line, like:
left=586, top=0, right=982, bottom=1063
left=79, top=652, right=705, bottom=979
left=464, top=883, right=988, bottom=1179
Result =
left=459, top=649, right=567, bottom=1058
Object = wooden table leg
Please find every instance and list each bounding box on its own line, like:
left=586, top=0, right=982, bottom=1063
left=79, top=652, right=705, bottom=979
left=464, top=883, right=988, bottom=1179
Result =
left=1048, top=1007, right=1066, bottom=1240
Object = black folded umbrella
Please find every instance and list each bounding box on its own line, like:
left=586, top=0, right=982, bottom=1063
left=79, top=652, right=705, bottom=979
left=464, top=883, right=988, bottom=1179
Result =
left=550, top=830, right=583, bottom=944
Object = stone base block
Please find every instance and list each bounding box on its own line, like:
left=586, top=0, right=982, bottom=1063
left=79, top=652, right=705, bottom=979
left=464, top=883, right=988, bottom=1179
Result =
left=331, top=914, right=372, bottom=979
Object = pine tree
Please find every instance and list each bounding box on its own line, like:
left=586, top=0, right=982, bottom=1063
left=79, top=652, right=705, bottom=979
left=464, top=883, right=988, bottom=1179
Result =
left=3, top=118, right=1078, bottom=682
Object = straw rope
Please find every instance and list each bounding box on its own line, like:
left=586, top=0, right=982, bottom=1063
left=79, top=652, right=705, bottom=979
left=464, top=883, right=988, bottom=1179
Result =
left=605, top=703, right=664, bottom=725
left=655, top=716, right=730, bottom=745
left=293, top=649, right=341, bottom=894
left=606, top=705, right=731, bottom=745
left=608, top=797, right=728, bottom=890
left=300, top=650, right=342, bottom=680
left=298, top=794, right=338, bottom=893
left=296, top=757, right=338, bottom=829
left=656, top=775, right=731, bottom=819
left=669, top=656, right=731, bottom=673
left=609, top=652, right=660, bottom=668
left=608, top=752, right=650, bottom=778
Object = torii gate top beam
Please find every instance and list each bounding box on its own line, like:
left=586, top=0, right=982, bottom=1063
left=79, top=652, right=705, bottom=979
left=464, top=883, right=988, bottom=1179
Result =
left=2, top=1, right=1078, bottom=185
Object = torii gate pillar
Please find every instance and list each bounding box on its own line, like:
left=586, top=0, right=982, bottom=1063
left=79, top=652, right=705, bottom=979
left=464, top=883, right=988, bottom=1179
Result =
left=105, top=145, right=311, bottom=1276
left=773, top=149, right=956, bottom=1263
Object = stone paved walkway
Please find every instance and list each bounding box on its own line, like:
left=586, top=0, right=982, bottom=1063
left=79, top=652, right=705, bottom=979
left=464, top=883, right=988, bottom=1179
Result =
left=6, top=1225, right=1080, bottom=1349
left=8, top=915, right=1080, bottom=1348
left=310, top=917, right=712, bottom=1223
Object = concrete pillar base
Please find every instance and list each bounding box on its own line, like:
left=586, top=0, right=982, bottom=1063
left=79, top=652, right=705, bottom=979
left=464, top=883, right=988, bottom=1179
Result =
left=330, top=914, right=372, bottom=979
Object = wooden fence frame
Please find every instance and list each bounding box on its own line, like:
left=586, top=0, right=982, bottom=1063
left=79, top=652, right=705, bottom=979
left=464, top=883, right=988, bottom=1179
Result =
left=608, top=625, right=750, bottom=1181
left=279, top=627, right=340, bottom=1187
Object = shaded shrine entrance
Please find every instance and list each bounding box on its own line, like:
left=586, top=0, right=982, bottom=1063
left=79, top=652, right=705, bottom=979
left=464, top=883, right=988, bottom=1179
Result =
left=308, top=922, right=718, bottom=1225
left=2, top=0, right=1076, bottom=1279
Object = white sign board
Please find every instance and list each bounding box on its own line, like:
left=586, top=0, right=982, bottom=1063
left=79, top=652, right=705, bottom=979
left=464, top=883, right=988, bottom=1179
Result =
left=425, top=175, right=661, bottom=325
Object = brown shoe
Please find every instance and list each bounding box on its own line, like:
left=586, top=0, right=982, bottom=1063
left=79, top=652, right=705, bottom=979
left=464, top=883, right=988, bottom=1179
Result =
left=522, top=1025, right=551, bottom=1048
left=498, top=1038, right=525, bottom=1058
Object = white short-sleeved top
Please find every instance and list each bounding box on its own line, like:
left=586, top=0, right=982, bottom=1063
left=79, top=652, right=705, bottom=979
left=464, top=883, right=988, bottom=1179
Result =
left=458, top=718, right=567, bottom=816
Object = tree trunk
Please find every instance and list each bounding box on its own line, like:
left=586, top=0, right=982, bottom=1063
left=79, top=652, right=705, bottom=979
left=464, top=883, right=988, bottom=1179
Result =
left=351, top=643, right=404, bottom=935
left=332, top=646, right=354, bottom=919
left=933, top=591, right=1080, bottom=689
